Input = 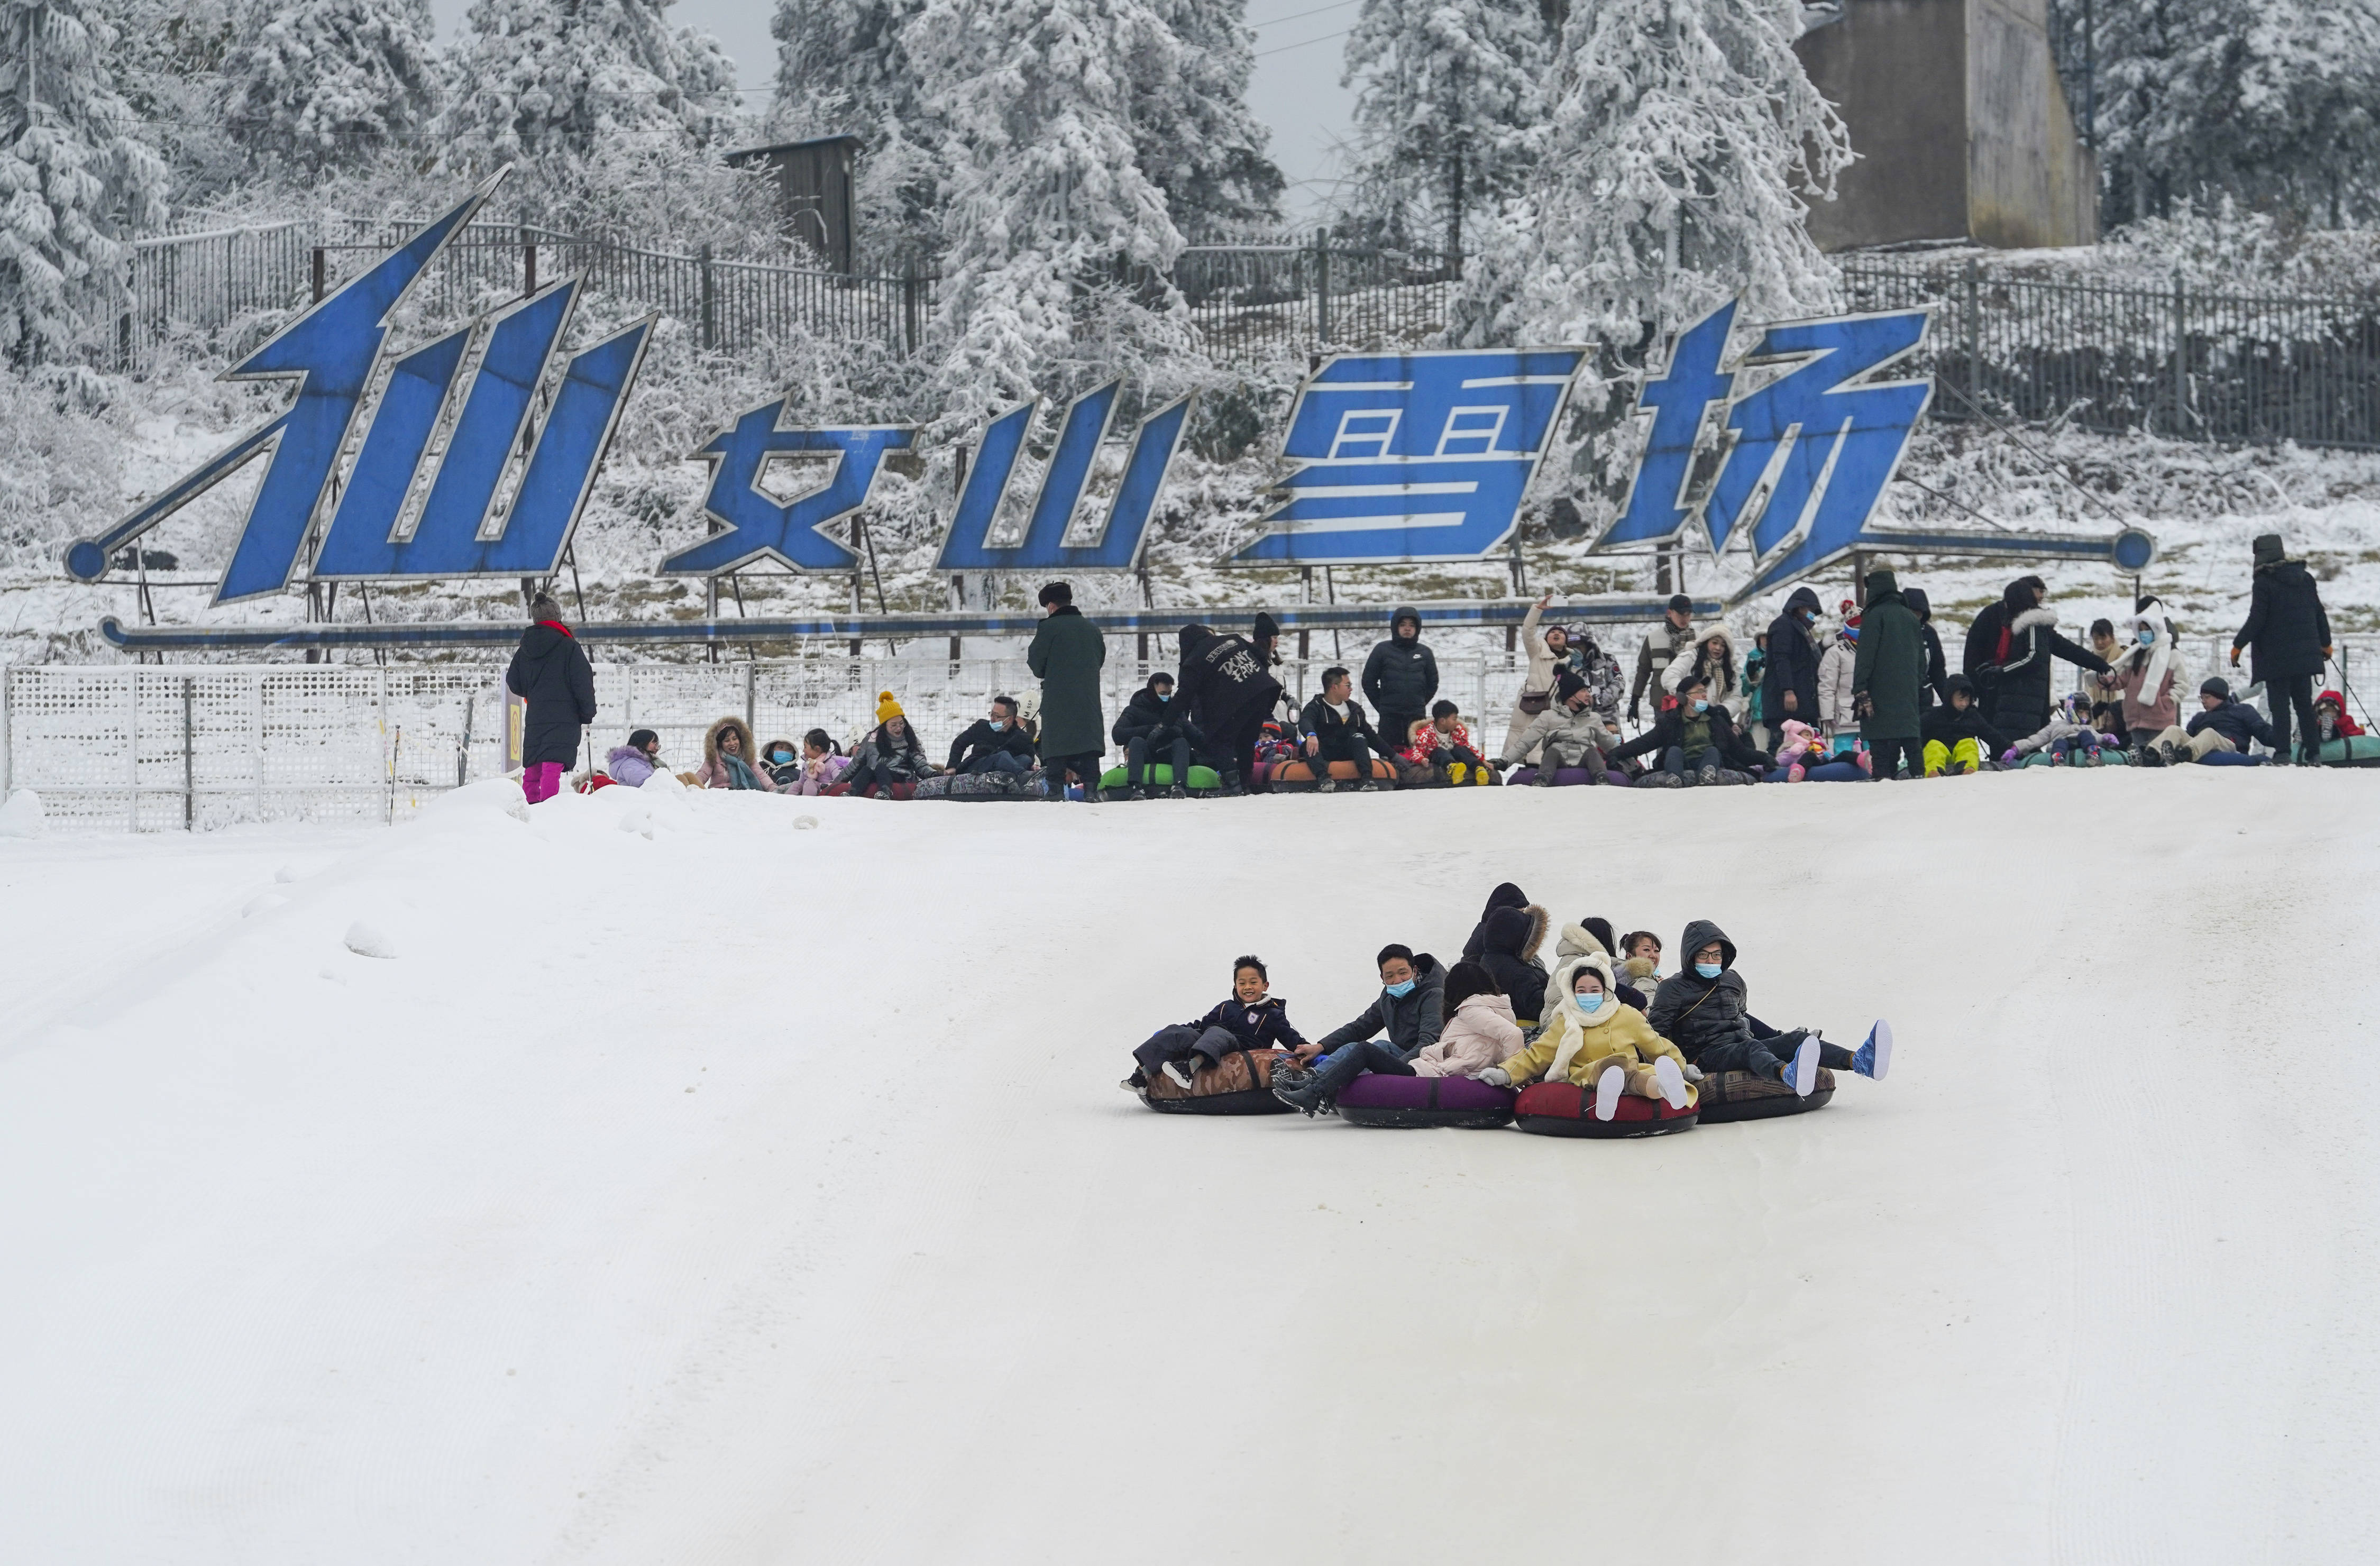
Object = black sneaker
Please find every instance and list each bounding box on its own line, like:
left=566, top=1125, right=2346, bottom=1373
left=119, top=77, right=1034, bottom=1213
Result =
left=1120, top=1069, right=1148, bottom=1093
left=1161, top=1058, right=1200, bottom=1092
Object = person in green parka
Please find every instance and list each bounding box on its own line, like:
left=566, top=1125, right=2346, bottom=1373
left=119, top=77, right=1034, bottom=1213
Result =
left=1850, top=566, right=1926, bottom=780
left=1028, top=581, right=1107, bottom=800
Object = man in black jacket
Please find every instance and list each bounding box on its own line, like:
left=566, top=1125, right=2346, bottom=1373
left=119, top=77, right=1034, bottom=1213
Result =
left=1298, top=667, right=1385, bottom=792
left=1761, top=585, right=1824, bottom=733
left=1963, top=575, right=2111, bottom=737
left=1647, top=919, right=1865, bottom=1095
left=1361, top=606, right=1438, bottom=751
left=2144, top=677, right=2281, bottom=764
left=1111, top=673, right=1204, bottom=799
left=505, top=596, right=596, bottom=803
left=1609, top=673, right=1769, bottom=786
left=1273, top=947, right=1447, bottom=1115
left=1177, top=622, right=1284, bottom=793
left=947, top=695, right=1037, bottom=776
left=2231, top=533, right=2332, bottom=763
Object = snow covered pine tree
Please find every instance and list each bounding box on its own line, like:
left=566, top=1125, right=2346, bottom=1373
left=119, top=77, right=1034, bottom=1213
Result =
left=442, top=0, right=739, bottom=168
left=220, top=0, right=442, bottom=171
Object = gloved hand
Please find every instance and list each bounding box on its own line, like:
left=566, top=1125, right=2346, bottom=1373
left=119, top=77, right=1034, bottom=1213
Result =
left=1627, top=702, right=1641, bottom=725
left=1682, top=1064, right=1705, bottom=1083
left=2230, top=646, right=2242, bottom=667
left=2000, top=747, right=2020, bottom=765
left=1478, top=1067, right=1511, bottom=1087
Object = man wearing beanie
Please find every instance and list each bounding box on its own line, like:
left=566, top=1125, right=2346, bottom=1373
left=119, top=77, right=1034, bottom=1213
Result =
left=1029, top=581, right=1106, bottom=800
left=504, top=594, right=596, bottom=803
left=1630, top=593, right=1697, bottom=725
left=2137, top=675, right=2281, bottom=766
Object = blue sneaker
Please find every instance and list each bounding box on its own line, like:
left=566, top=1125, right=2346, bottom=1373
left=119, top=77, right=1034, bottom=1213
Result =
left=1854, top=1020, right=1893, bottom=1080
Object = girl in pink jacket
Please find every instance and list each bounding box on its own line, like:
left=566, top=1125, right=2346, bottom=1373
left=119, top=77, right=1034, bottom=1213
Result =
left=1409, top=961, right=1523, bottom=1078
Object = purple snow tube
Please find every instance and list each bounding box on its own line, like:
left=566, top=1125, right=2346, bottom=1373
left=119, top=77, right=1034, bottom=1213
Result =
left=1334, top=1073, right=1517, bottom=1129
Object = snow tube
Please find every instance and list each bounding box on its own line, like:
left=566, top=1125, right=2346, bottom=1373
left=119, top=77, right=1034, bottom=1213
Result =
left=1691, top=1067, right=1836, bottom=1124
left=1138, top=1048, right=1297, bottom=1116
left=2018, top=749, right=2128, bottom=768
left=915, top=768, right=1039, bottom=800
left=1096, top=763, right=1223, bottom=799
left=1267, top=757, right=1400, bottom=792
left=829, top=779, right=918, bottom=800
left=1335, top=1073, right=1516, bottom=1129
left=2196, top=749, right=2265, bottom=766
left=1513, top=1080, right=1697, bottom=1138
left=1504, top=765, right=1632, bottom=787
left=2318, top=736, right=2380, bottom=767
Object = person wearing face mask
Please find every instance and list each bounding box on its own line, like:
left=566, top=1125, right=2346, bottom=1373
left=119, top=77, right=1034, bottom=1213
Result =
left=1762, top=587, right=1826, bottom=739
left=1646, top=920, right=1892, bottom=1100
left=2090, top=602, right=2184, bottom=758
left=758, top=737, right=805, bottom=790
left=1608, top=673, right=1771, bottom=786
left=1111, top=672, right=1203, bottom=799
left=1496, top=663, right=1623, bottom=784
left=947, top=695, right=1038, bottom=777
left=1480, top=951, right=1695, bottom=1122
left=1272, top=945, right=1447, bottom=1115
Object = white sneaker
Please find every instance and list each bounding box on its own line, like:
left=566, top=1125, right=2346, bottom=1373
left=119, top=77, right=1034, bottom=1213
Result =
left=1787, top=1034, right=1821, bottom=1097
left=1653, top=1054, right=1689, bottom=1109
left=1858, top=1019, right=1893, bottom=1081
left=1162, top=1058, right=1200, bottom=1092
left=1594, top=1064, right=1625, bottom=1121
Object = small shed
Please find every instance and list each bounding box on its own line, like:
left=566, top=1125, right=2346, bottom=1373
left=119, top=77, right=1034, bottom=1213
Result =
left=1796, top=0, right=2098, bottom=251
left=725, top=135, right=862, bottom=273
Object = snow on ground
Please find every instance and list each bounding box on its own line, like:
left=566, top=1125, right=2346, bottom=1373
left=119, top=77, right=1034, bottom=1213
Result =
left=2, top=775, right=2376, bottom=1563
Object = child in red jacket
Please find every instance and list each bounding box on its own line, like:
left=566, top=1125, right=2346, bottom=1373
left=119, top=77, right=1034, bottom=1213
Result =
left=1398, top=700, right=1495, bottom=785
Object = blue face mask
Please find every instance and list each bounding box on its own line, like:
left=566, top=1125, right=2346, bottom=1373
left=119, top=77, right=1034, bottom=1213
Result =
left=1384, top=978, right=1415, bottom=999
left=1157, top=691, right=1170, bottom=702
left=988, top=720, right=1005, bottom=731
left=1695, top=960, right=1722, bottom=979
left=2137, top=627, right=2155, bottom=646
left=1692, top=699, right=1709, bottom=713
left=1574, top=989, right=1604, bottom=1012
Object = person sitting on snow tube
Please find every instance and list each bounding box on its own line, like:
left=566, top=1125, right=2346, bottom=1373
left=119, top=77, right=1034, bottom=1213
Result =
left=843, top=697, right=937, bottom=797
left=1112, top=671, right=1206, bottom=800
left=1541, top=915, right=1648, bottom=1020
left=1396, top=701, right=1496, bottom=787
left=946, top=695, right=1038, bottom=777
left=2314, top=689, right=2365, bottom=751
left=1496, top=664, right=1622, bottom=785
left=1409, top=961, right=1522, bottom=1079
left=1922, top=674, right=2016, bottom=776
left=2139, top=678, right=2278, bottom=766
left=1618, top=930, right=1665, bottom=1004
left=1124, top=954, right=1307, bottom=1093
left=1609, top=672, right=1771, bottom=786
left=1297, top=667, right=1388, bottom=793
left=1461, top=882, right=1528, bottom=963
left=1271, top=945, right=1445, bottom=1115
left=606, top=728, right=665, bottom=787
left=1482, top=951, right=1696, bottom=1121
left=1648, top=920, right=1889, bottom=1098
left=1766, top=719, right=1867, bottom=781
left=1476, top=899, right=1551, bottom=1032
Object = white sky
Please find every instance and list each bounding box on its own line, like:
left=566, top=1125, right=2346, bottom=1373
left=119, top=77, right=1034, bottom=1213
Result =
left=425, top=0, right=1358, bottom=219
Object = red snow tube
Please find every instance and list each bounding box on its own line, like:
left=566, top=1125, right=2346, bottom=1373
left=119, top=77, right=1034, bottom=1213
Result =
left=1692, top=1067, right=1835, bottom=1123
left=1334, top=1073, right=1516, bottom=1129
left=1512, top=1080, right=1699, bottom=1138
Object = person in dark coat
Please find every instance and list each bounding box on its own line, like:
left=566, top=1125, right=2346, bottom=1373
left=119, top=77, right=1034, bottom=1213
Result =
left=1647, top=919, right=1869, bottom=1093
left=2231, top=533, right=2332, bottom=763
left=1027, top=582, right=1106, bottom=800
left=1111, top=672, right=1204, bottom=799
left=1851, top=566, right=1927, bottom=780
left=947, top=695, right=1037, bottom=776
left=1462, top=882, right=1530, bottom=961
left=1919, top=674, right=2014, bottom=775
left=1475, top=901, right=1550, bottom=1028
left=1297, top=666, right=1386, bottom=792
left=1272, top=946, right=1448, bottom=1114
left=1761, top=585, right=1825, bottom=732
left=1963, top=574, right=2111, bottom=739
left=1127, top=954, right=1308, bottom=1091
left=1903, top=586, right=1950, bottom=708
left=1176, top=621, right=1284, bottom=793
left=1360, top=606, right=1439, bottom=750
left=1608, top=672, right=1770, bottom=785
left=2141, top=677, right=2281, bottom=764
left=504, top=596, right=596, bottom=804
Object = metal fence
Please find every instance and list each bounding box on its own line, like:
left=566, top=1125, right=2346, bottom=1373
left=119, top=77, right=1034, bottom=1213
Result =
left=1174, top=234, right=1462, bottom=362
left=1842, top=257, right=2380, bottom=450
left=1, top=654, right=1531, bottom=832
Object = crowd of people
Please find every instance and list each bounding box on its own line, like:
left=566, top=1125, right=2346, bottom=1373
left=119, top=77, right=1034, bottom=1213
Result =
left=1123, top=891, right=1894, bottom=1124
left=504, top=532, right=2358, bottom=802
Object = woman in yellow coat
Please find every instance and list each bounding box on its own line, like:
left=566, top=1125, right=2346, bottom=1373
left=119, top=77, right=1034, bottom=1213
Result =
left=1481, top=951, right=1697, bottom=1122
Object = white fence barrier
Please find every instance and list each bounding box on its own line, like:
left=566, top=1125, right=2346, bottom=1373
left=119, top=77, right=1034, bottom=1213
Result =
left=1, top=655, right=1536, bottom=832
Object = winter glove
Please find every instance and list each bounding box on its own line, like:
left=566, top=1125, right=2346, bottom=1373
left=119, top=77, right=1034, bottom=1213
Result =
left=1627, top=701, right=1641, bottom=725
left=1478, top=1067, right=1512, bottom=1087
left=2000, top=747, right=2020, bottom=765
left=1682, top=1064, right=1705, bottom=1084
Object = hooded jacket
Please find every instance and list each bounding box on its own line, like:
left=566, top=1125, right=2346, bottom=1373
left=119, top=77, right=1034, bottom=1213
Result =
left=1542, top=918, right=1648, bottom=1021
left=1663, top=626, right=1750, bottom=722
left=2094, top=610, right=2184, bottom=738
left=1476, top=903, right=1550, bottom=1027
left=606, top=744, right=661, bottom=786
left=1762, top=586, right=1825, bottom=726
left=2232, top=538, right=2330, bottom=682
left=1500, top=951, right=1691, bottom=1089
left=504, top=620, right=598, bottom=767
left=1609, top=699, right=1770, bottom=772
left=1461, top=882, right=1530, bottom=962
left=695, top=717, right=778, bottom=790
left=2317, top=690, right=2365, bottom=741
left=1411, top=991, right=1522, bottom=1079
left=1920, top=674, right=2013, bottom=753
left=1965, top=578, right=2111, bottom=736
left=1312, top=953, right=1447, bottom=1057
left=1816, top=628, right=1860, bottom=728
left=1903, top=587, right=1950, bottom=706
left=1175, top=624, right=1284, bottom=736
left=1851, top=567, right=1927, bottom=740
left=1644, top=919, right=1759, bottom=1065
left=1361, top=606, right=1440, bottom=722
left=1398, top=715, right=1480, bottom=766
left=1112, top=685, right=1202, bottom=750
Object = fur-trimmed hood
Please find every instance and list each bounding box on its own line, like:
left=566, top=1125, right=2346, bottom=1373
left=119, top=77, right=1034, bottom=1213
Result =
left=1482, top=903, right=1549, bottom=963
left=704, top=716, right=758, bottom=768
left=2009, top=607, right=2059, bottom=636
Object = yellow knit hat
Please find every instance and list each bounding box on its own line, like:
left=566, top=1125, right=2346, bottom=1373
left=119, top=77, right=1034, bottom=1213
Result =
left=875, top=691, right=904, bottom=724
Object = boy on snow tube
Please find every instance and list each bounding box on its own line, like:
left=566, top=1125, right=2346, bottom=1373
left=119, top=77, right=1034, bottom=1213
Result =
left=1125, top=954, right=1306, bottom=1095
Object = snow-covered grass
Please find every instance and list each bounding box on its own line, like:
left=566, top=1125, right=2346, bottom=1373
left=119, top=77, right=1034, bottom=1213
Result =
left=3, top=771, right=2375, bottom=1562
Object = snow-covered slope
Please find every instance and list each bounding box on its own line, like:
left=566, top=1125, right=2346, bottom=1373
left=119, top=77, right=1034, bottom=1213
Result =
left=2, top=774, right=2375, bottom=1563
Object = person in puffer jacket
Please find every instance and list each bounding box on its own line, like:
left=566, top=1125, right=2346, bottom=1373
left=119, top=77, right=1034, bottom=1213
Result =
left=693, top=717, right=778, bottom=791
left=1476, top=901, right=1550, bottom=1030
left=606, top=729, right=664, bottom=786
left=792, top=730, right=852, bottom=796
left=2315, top=690, right=2365, bottom=744
left=1481, top=951, right=1695, bottom=1121
left=1273, top=946, right=1446, bottom=1115
left=1541, top=915, right=1647, bottom=1021
left=1408, top=961, right=1521, bottom=1079
left=1360, top=606, right=1439, bottom=752
left=1647, top=919, right=1887, bottom=1096
left=1398, top=701, right=1494, bottom=785
left=1816, top=618, right=1861, bottom=736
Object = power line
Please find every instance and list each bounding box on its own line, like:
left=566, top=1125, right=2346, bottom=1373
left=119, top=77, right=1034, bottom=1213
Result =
left=1252, top=0, right=1359, bottom=30
left=1254, top=26, right=1351, bottom=58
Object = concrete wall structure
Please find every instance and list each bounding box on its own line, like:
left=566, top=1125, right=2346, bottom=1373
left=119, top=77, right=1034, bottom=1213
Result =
left=1797, top=0, right=2098, bottom=251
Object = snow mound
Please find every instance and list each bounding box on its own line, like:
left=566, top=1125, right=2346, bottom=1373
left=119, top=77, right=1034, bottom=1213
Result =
left=342, top=921, right=398, bottom=959
left=0, top=789, right=44, bottom=838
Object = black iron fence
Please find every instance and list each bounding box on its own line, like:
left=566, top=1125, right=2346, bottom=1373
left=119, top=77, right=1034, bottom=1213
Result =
left=107, top=223, right=2380, bottom=450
